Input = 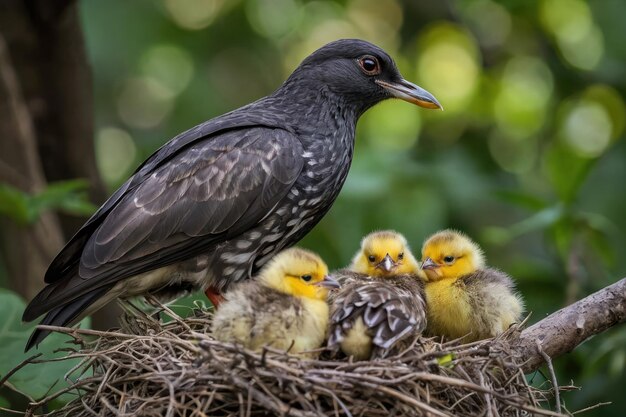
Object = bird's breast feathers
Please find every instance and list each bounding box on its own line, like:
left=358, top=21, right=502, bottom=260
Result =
left=297, top=299, right=329, bottom=339
left=424, top=278, right=474, bottom=339
left=301, top=298, right=330, bottom=332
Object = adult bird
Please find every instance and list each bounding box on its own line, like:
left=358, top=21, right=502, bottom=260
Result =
left=22, top=39, right=441, bottom=350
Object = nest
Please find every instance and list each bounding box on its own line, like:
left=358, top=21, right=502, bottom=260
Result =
left=28, top=303, right=563, bottom=417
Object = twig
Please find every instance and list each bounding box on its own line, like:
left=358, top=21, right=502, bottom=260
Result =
left=536, top=340, right=561, bottom=415
left=571, top=401, right=611, bottom=415
left=0, top=353, right=42, bottom=387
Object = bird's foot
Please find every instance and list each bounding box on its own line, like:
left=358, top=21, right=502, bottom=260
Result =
left=205, top=288, right=224, bottom=310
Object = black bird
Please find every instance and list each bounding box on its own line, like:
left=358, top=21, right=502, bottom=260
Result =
left=22, top=39, right=441, bottom=350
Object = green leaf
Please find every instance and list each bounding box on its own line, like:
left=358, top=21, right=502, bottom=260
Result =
left=493, top=189, right=549, bottom=211
left=581, top=215, right=617, bottom=267
left=543, top=141, right=595, bottom=204
left=550, top=218, right=575, bottom=260
left=484, top=204, right=564, bottom=245
left=0, top=289, right=90, bottom=401
left=437, top=353, right=455, bottom=368
left=0, top=185, right=30, bottom=225
left=30, top=180, right=97, bottom=218
left=0, top=180, right=96, bottom=225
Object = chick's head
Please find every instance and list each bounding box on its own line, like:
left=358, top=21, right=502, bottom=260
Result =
left=260, top=248, right=338, bottom=301
left=350, top=230, right=420, bottom=277
left=420, top=229, right=485, bottom=281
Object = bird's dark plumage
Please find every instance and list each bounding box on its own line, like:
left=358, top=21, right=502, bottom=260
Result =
left=23, top=39, right=440, bottom=350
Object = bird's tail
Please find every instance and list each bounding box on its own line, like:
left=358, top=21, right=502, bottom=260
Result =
left=25, top=286, right=112, bottom=351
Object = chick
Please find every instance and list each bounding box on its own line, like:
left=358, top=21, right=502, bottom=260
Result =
left=419, top=229, right=524, bottom=342
left=328, top=231, right=427, bottom=360
left=212, top=248, right=339, bottom=357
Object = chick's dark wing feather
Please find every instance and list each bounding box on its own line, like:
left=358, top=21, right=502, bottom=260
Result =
left=26, top=127, right=303, bottom=318
left=329, top=276, right=426, bottom=350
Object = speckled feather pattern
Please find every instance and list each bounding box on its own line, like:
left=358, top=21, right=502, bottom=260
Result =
left=328, top=269, right=427, bottom=359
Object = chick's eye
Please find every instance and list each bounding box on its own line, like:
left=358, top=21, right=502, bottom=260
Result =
left=368, top=255, right=376, bottom=262
left=398, top=253, right=404, bottom=260
left=358, top=56, right=380, bottom=75
left=301, top=275, right=312, bottom=282
left=443, top=256, right=455, bottom=264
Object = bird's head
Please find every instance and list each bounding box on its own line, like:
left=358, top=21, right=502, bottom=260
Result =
left=419, top=230, right=485, bottom=282
left=284, top=39, right=441, bottom=116
left=260, top=248, right=339, bottom=301
left=350, top=230, right=420, bottom=277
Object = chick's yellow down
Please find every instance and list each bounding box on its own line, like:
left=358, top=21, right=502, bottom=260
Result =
left=212, top=248, right=339, bottom=356
left=328, top=231, right=426, bottom=360
left=420, top=229, right=524, bottom=341
left=350, top=230, right=420, bottom=276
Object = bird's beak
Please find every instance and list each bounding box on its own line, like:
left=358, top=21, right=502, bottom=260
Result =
left=376, top=79, right=442, bottom=110
left=376, top=254, right=397, bottom=273
left=420, top=257, right=439, bottom=270
left=315, top=275, right=341, bottom=289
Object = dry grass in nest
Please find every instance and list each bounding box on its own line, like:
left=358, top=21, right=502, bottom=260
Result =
left=26, top=302, right=565, bottom=417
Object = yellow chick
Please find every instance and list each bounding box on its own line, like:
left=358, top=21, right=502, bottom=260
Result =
left=350, top=230, right=421, bottom=276
left=212, top=248, right=339, bottom=357
left=419, top=229, right=524, bottom=342
left=328, top=231, right=427, bottom=360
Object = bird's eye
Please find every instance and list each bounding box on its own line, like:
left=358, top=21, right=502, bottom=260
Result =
left=358, top=56, right=381, bottom=76
left=443, top=256, right=455, bottom=264
left=301, top=275, right=312, bottom=282
left=398, top=252, right=404, bottom=260
left=368, top=255, right=376, bottom=262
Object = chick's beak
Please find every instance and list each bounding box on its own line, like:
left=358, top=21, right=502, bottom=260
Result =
left=314, top=275, right=341, bottom=289
left=376, top=254, right=397, bottom=273
left=376, top=78, right=442, bottom=110
left=421, top=257, right=439, bottom=270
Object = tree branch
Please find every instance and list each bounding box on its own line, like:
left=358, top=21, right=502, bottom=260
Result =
left=516, top=277, right=626, bottom=373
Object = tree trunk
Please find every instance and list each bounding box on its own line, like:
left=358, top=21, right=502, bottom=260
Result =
left=0, top=0, right=119, bottom=329
left=0, top=35, right=65, bottom=300
left=0, top=0, right=108, bottom=237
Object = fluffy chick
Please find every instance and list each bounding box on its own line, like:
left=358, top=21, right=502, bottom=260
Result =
left=420, top=229, right=524, bottom=342
left=350, top=230, right=421, bottom=276
left=328, top=231, right=426, bottom=360
left=212, top=248, right=339, bottom=357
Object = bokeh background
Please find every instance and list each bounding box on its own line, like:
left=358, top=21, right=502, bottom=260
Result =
left=1, top=0, right=625, bottom=414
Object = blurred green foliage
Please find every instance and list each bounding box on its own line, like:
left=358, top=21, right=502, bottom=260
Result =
left=0, top=180, right=96, bottom=226
left=1, top=0, right=625, bottom=414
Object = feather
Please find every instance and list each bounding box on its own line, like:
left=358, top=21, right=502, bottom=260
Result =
left=23, top=128, right=303, bottom=321
left=328, top=270, right=426, bottom=358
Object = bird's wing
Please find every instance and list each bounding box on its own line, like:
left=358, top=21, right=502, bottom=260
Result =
left=461, top=268, right=516, bottom=290
left=44, top=110, right=281, bottom=284
left=461, top=268, right=524, bottom=330
left=25, top=127, right=303, bottom=319
left=329, top=276, right=426, bottom=350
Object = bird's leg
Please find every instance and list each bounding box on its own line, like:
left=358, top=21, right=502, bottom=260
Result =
left=205, top=287, right=224, bottom=309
